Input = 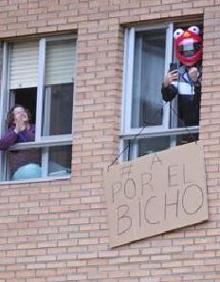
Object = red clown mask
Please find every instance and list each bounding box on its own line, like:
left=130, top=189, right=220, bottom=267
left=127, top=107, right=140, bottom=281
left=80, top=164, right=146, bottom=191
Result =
left=174, top=26, right=202, bottom=67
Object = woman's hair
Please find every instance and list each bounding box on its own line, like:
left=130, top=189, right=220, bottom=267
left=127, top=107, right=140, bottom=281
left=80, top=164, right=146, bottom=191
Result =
left=6, top=104, right=32, bottom=128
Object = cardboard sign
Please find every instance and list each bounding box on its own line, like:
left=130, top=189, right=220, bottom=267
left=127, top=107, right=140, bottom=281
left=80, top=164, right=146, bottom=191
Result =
left=104, top=143, right=208, bottom=247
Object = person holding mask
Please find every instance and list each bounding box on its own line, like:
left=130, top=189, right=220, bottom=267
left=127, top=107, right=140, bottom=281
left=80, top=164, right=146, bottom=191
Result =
left=0, top=104, right=41, bottom=180
left=161, top=26, right=202, bottom=127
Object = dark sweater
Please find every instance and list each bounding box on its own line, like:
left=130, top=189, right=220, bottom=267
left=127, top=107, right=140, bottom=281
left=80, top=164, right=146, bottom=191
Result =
left=0, top=124, right=40, bottom=177
left=161, top=65, right=202, bottom=126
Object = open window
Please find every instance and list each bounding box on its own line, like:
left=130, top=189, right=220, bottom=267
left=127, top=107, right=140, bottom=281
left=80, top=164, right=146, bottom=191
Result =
left=121, top=20, right=203, bottom=160
left=0, top=35, right=76, bottom=181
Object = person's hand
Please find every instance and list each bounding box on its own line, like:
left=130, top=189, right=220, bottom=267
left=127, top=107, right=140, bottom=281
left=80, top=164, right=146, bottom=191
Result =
left=188, top=67, right=199, bottom=82
left=14, top=115, right=27, bottom=133
left=163, top=70, right=178, bottom=87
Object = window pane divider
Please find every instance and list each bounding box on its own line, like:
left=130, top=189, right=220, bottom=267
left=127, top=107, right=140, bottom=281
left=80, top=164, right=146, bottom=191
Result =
left=163, top=22, right=174, bottom=129
left=41, top=148, right=49, bottom=177
left=35, top=38, right=46, bottom=141
left=121, top=126, right=199, bottom=140
left=9, top=136, right=72, bottom=151
left=0, top=43, right=9, bottom=180
left=123, top=27, right=135, bottom=133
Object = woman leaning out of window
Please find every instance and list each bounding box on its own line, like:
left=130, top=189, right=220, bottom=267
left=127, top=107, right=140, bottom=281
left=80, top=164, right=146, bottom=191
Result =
left=0, top=104, right=41, bottom=181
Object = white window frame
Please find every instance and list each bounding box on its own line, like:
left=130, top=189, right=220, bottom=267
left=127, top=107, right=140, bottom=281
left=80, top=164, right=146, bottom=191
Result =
left=121, top=23, right=199, bottom=160
left=0, top=35, right=76, bottom=182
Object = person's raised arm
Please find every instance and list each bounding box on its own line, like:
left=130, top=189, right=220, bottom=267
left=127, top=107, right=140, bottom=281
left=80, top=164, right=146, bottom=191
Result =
left=0, top=129, right=18, bottom=150
left=0, top=107, right=31, bottom=150
left=161, top=70, right=178, bottom=102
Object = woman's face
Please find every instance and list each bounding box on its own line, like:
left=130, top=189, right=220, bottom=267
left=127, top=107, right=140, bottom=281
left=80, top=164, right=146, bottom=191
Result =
left=13, top=107, right=28, bottom=123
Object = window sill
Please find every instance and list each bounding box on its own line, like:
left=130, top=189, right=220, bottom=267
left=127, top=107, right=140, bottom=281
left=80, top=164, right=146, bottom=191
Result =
left=121, top=126, right=199, bottom=140
left=9, top=135, right=72, bottom=151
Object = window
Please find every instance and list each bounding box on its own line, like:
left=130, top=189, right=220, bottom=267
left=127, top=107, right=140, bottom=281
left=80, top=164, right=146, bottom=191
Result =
left=0, top=35, right=76, bottom=181
left=121, top=22, right=202, bottom=161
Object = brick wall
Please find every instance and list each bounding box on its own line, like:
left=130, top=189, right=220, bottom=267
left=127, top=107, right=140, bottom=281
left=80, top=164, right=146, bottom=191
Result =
left=0, top=0, right=220, bottom=281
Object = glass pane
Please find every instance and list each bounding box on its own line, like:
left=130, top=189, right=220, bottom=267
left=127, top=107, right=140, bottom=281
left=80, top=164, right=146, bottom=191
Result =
left=123, top=136, right=170, bottom=161
left=43, top=83, right=73, bottom=135
left=9, top=41, right=39, bottom=89
left=132, top=29, right=166, bottom=128
left=177, top=96, right=200, bottom=127
left=48, top=145, right=71, bottom=177
left=6, top=145, right=72, bottom=181
left=138, top=136, right=170, bottom=157
left=45, top=39, right=75, bottom=85
left=12, top=87, right=37, bottom=124
left=123, top=132, right=199, bottom=160
left=8, top=148, right=42, bottom=181
left=176, top=133, right=198, bottom=145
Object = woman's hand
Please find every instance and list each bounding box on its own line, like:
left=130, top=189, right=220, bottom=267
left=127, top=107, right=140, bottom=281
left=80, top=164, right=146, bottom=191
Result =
left=14, top=112, right=29, bottom=133
left=163, top=70, right=178, bottom=87
left=13, top=107, right=29, bottom=134
left=14, top=117, right=26, bottom=133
